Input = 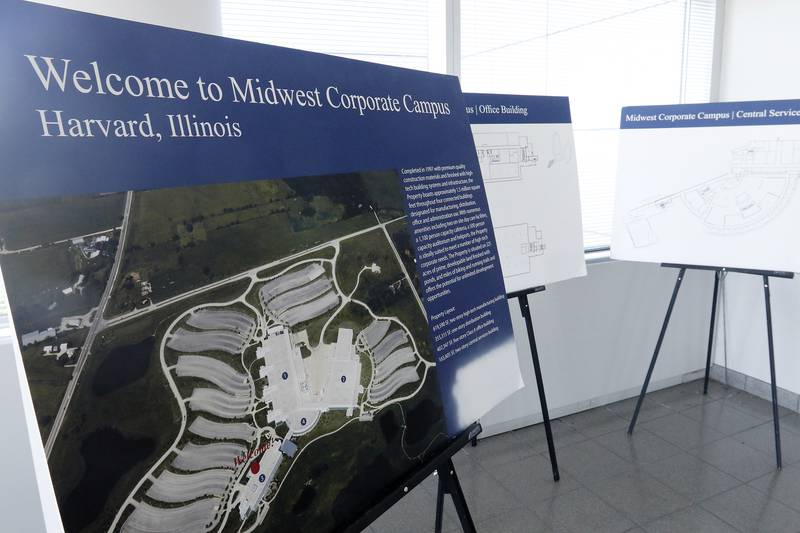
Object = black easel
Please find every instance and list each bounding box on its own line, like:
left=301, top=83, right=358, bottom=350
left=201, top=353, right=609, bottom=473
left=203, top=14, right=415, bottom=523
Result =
left=435, top=458, right=475, bottom=533
left=627, top=263, right=794, bottom=469
left=471, top=287, right=560, bottom=481
left=345, top=422, right=481, bottom=533
left=470, top=285, right=561, bottom=484
left=511, top=286, right=561, bottom=482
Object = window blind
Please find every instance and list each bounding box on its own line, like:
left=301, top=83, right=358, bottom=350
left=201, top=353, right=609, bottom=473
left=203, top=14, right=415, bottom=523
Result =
left=219, top=0, right=717, bottom=250
left=461, top=0, right=717, bottom=248
left=220, top=0, right=446, bottom=72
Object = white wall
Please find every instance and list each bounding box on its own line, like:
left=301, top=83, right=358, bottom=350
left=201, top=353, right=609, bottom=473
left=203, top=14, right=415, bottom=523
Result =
left=709, top=0, right=800, bottom=401
left=717, top=0, right=800, bottom=102
left=486, top=0, right=800, bottom=439
left=3, top=3, right=222, bottom=532
left=484, top=0, right=800, bottom=433
left=482, top=259, right=715, bottom=437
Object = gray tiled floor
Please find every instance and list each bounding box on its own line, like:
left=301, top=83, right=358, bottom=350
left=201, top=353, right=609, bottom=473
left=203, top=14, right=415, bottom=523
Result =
left=365, top=379, right=800, bottom=532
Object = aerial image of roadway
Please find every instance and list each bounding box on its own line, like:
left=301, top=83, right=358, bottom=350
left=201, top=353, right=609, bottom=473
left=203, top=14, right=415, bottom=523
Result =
left=0, top=171, right=448, bottom=533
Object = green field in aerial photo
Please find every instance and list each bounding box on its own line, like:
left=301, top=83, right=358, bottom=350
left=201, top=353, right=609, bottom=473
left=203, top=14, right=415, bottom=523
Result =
left=0, top=170, right=448, bottom=533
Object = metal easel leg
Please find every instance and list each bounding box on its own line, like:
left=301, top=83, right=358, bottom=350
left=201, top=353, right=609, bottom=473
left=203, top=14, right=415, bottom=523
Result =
left=628, top=267, right=686, bottom=434
left=434, top=459, right=476, bottom=533
left=434, top=467, right=446, bottom=533
left=518, top=295, right=560, bottom=482
left=704, top=270, right=721, bottom=395
left=763, top=275, right=783, bottom=469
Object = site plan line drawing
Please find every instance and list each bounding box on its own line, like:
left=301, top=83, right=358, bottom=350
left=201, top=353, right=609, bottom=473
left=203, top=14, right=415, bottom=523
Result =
left=469, top=120, right=586, bottom=292
left=626, top=139, right=800, bottom=248
left=474, top=131, right=539, bottom=183
left=493, top=223, right=546, bottom=278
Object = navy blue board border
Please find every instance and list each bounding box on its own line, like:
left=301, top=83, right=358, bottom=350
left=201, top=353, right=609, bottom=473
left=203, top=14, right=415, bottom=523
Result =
left=0, top=1, right=517, bottom=440
left=1, top=2, right=467, bottom=200
left=621, top=99, right=800, bottom=129
left=465, top=93, right=572, bottom=124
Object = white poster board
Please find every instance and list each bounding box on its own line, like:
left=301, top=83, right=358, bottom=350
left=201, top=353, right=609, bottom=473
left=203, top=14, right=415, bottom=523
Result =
left=464, top=94, right=585, bottom=438
left=612, top=100, right=800, bottom=273
left=465, top=94, right=587, bottom=293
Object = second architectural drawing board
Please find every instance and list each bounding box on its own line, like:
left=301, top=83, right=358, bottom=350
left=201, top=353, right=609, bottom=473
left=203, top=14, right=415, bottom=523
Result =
left=612, top=100, right=800, bottom=273
left=465, top=93, right=587, bottom=293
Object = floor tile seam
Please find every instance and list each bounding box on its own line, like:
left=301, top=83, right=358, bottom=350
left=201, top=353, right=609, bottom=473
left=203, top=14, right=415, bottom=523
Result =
left=535, top=433, right=607, bottom=459
left=639, top=452, right=745, bottom=502
left=589, top=427, right=684, bottom=466
left=564, top=405, right=627, bottom=426
left=517, top=428, right=593, bottom=454
left=721, top=397, right=793, bottom=423
left=580, top=468, right=693, bottom=528
left=707, top=419, right=770, bottom=439
left=679, top=395, right=727, bottom=417
left=628, top=500, right=696, bottom=529
left=733, top=417, right=800, bottom=435
left=744, top=473, right=800, bottom=515
left=661, top=424, right=728, bottom=453
left=686, top=398, right=772, bottom=424
left=470, top=446, right=542, bottom=471
left=589, top=431, right=640, bottom=463
left=552, top=451, right=638, bottom=487
left=775, top=417, right=800, bottom=436
left=697, top=483, right=754, bottom=518
left=577, top=422, right=632, bottom=439
left=534, top=447, right=609, bottom=498
left=686, top=437, right=778, bottom=483
left=523, top=487, right=622, bottom=533
left=638, top=503, right=746, bottom=533
left=680, top=402, right=766, bottom=435
left=458, top=458, right=531, bottom=521
left=668, top=383, right=738, bottom=404
left=480, top=457, right=586, bottom=509
left=459, top=497, right=525, bottom=526
left=697, top=484, right=781, bottom=533
left=779, top=410, right=800, bottom=423
left=609, top=403, right=677, bottom=426
left=726, top=427, right=795, bottom=466
left=487, top=499, right=561, bottom=532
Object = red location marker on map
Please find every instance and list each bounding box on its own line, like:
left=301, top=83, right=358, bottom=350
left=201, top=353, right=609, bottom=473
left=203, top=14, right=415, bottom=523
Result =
left=250, top=461, right=260, bottom=475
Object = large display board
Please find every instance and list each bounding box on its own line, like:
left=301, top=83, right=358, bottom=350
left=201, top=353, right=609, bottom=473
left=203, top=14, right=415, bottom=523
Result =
left=612, top=100, right=800, bottom=272
left=0, top=3, right=522, bottom=532
left=465, top=94, right=587, bottom=292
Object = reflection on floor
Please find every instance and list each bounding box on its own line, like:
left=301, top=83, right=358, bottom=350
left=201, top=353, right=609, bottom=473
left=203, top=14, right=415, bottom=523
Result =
left=364, top=379, right=800, bottom=532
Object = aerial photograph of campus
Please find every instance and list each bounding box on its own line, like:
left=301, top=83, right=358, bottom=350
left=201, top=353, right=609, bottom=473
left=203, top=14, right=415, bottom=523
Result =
left=0, top=171, right=448, bottom=533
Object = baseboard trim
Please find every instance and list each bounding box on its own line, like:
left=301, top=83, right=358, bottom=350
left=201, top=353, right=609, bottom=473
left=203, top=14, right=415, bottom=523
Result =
left=479, top=368, right=707, bottom=439
left=709, top=364, right=800, bottom=413
left=479, top=365, right=800, bottom=440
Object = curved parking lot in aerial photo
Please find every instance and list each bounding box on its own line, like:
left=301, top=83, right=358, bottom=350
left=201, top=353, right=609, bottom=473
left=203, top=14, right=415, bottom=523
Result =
left=0, top=171, right=449, bottom=533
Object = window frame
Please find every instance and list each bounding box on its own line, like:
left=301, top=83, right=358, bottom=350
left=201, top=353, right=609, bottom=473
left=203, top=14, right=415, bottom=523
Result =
left=219, top=0, right=724, bottom=255
left=448, top=0, right=724, bottom=256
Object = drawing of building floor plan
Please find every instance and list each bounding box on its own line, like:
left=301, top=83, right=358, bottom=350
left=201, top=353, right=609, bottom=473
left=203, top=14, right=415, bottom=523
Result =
left=470, top=121, right=586, bottom=291
left=494, top=224, right=545, bottom=278
left=474, top=131, right=539, bottom=182
left=626, top=139, right=800, bottom=248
